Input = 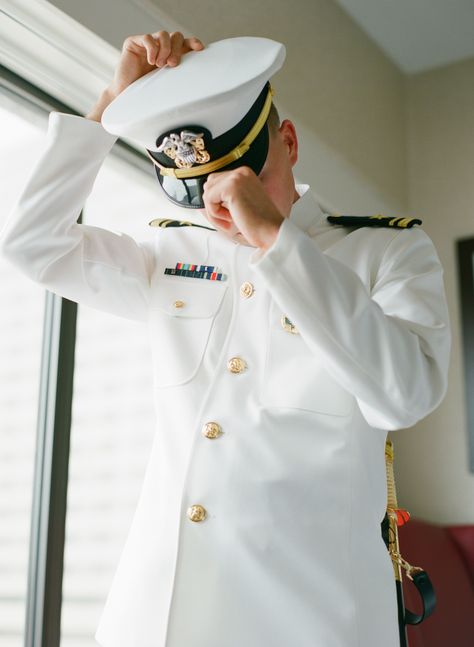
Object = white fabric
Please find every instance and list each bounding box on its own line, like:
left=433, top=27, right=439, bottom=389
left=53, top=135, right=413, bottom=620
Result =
left=101, top=37, right=286, bottom=148
left=0, top=112, right=451, bottom=647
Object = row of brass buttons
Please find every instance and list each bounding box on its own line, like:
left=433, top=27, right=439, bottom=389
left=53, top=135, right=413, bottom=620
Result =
left=188, top=422, right=223, bottom=521
left=188, top=280, right=255, bottom=522
left=227, top=283, right=253, bottom=378
left=174, top=281, right=254, bottom=310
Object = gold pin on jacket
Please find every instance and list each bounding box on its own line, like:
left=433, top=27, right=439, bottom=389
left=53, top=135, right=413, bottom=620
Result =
left=281, top=315, right=299, bottom=334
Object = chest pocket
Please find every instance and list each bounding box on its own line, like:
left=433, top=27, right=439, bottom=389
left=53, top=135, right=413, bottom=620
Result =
left=261, top=301, right=354, bottom=416
left=149, top=277, right=228, bottom=387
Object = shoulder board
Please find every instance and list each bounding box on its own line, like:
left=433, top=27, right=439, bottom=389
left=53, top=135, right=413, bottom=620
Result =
left=148, top=218, right=216, bottom=231
left=326, top=215, right=422, bottom=229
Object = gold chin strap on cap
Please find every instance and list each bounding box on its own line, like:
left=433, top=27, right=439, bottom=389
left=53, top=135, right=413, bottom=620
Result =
left=146, top=85, right=274, bottom=179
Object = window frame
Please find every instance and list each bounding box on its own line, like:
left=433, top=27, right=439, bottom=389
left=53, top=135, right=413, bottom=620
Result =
left=457, top=236, right=474, bottom=473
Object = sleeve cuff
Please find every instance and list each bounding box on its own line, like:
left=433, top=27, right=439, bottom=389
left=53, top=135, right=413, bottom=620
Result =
left=248, top=216, right=302, bottom=269
left=47, top=111, right=119, bottom=153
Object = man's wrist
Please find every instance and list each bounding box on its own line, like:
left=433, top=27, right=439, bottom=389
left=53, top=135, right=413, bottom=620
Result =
left=85, top=87, right=120, bottom=123
left=257, top=217, right=285, bottom=252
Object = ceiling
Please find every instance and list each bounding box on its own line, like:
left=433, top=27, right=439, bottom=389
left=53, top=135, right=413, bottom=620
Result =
left=335, top=0, right=474, bottom=74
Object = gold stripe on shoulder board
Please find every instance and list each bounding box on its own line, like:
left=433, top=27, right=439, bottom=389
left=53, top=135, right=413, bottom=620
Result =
left=148, top=218, right=216, bottom=231
left=326, top=214, right=422, bottom=228
left=148, top=218, right=173, bottom=227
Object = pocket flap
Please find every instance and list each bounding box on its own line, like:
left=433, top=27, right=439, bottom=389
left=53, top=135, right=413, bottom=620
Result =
left=151, top=277, right=227, bottom=318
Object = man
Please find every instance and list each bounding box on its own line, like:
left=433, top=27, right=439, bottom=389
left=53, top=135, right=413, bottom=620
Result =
left=0, top=31, right=450, bottom=647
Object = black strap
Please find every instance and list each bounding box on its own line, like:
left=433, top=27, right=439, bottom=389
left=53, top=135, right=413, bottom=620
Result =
left=380, top=515, right=436, bottom=626
left=404, top=570, right=437, bottom=625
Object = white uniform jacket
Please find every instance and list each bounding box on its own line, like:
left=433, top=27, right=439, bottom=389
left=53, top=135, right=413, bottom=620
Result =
left=0, top=112, right=451, bottom=647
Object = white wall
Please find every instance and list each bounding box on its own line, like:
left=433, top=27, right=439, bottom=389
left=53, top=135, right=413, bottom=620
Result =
left=393, top=57, right=474, bottom=523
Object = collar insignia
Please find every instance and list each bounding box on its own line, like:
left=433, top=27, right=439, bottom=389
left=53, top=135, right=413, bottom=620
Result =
left=281, top=315, right=299, bottom=334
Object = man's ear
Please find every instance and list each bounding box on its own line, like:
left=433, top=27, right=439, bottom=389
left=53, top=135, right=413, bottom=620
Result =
left=278, top=119, right=298, bottom=167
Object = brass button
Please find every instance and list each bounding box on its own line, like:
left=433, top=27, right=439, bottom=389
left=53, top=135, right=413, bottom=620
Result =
left=202, top=421, right=223, bottom=439
left=240, top=281, right=254, bottom=298
left=187, top=504, right=207, bottom=522
left=227, top=357, right=247, bottom=374
left=281, top=315, right=299, bottom=334
left=173, top=300, right=185, bottom=309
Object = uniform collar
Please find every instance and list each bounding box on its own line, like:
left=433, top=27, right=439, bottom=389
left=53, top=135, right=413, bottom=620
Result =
left=289, top=183, right=327, bottom=233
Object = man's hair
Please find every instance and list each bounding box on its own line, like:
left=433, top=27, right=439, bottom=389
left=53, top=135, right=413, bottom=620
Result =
left=267, top=101, right=280, bottom=136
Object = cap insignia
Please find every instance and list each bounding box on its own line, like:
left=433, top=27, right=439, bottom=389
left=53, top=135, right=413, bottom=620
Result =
left=157, top=130, right=211, bottom=169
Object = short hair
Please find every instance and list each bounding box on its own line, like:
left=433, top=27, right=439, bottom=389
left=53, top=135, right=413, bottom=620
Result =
left=267, top=101, right=280, bottom=136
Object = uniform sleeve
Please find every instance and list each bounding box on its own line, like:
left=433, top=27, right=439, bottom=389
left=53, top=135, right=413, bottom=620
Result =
left=249, top=217, right=451, bottom=430
left=0, top=111, right=155, bottom=323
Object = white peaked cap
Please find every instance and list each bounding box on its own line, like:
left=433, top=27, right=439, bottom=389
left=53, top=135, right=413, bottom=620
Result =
left=101, top=36, right=286, bottom=151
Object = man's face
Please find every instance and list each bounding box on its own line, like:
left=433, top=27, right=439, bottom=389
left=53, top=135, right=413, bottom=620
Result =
left=199, top=119, right=299, bottom=246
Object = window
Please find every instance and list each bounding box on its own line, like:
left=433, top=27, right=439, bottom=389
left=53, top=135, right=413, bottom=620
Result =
left=0, top=100, right=47, bottom=647
left=0, top=63, right=166, bottom=647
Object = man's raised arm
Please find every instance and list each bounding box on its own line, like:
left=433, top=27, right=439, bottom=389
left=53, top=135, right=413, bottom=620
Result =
left=0, top=32, right=204, bottom=322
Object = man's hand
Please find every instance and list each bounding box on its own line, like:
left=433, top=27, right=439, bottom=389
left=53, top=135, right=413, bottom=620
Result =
left=86, top=31, right=204, bottom=122
left=202, top=167, right=284, bottom=251
left=110, top=31, right=204, bottom=96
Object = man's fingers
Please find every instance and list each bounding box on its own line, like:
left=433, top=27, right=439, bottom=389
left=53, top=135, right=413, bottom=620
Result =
left=140, top=34, right=160, bottom=66
left=168, top=31, right=185, bottom=66
left=203, top=172, right=221, bottom=191
left=124, top=32, right=203, bottom=68
left=122, top=34, right=157, bottom=63
left=154, top=31, right=171, bottom=67
left=203, top=184, right=233, bottom=224
left=203, top=173, right=237, bottom=221
left=183, top=37, right=205, bottom=53
left=206, top=212, right=234, bottom=231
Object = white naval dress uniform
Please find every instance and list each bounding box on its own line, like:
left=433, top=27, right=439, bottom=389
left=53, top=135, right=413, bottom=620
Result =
left=0, top=111, right=451, bottom=647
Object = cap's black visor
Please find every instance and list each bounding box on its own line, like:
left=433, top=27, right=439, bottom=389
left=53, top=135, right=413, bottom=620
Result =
left=157, top=175, right=208, bottom=209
